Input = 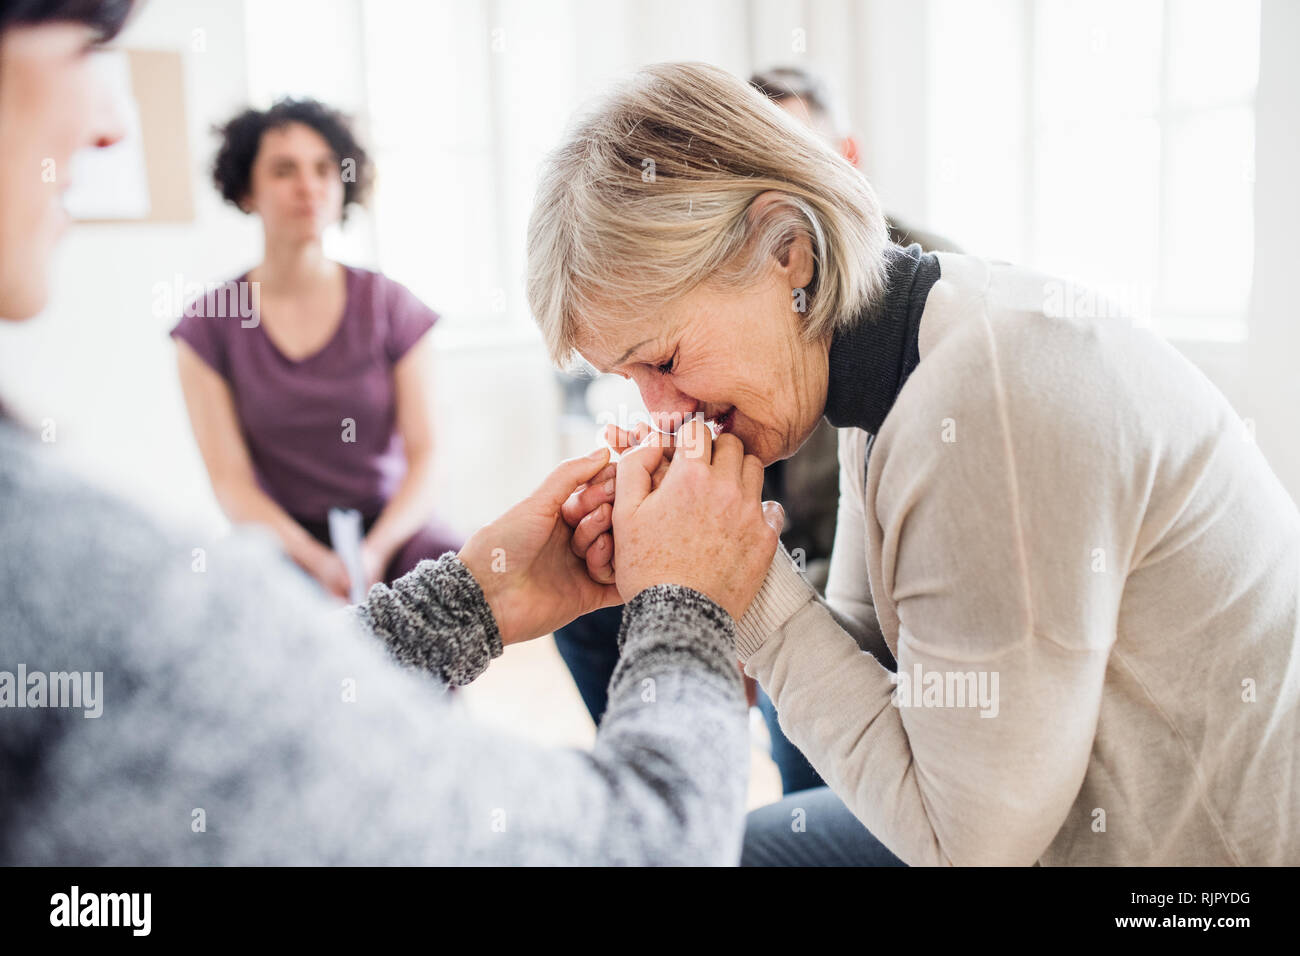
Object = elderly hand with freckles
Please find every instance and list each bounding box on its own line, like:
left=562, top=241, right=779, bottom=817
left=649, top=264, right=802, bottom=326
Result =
left=557, top=417, right=784, bottom=623
left=558, top=418, right=783, bottom=705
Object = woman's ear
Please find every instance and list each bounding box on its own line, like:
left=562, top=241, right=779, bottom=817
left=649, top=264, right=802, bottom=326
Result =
left=783, top=231, right=816, bottom=290
left=749, top=189, right=816, bottom=290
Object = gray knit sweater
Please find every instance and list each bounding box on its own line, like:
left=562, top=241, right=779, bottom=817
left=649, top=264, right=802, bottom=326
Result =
left=0, top=419, right=749, bottom=865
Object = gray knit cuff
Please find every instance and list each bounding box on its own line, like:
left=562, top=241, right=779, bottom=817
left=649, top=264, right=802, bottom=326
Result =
left=616, top=584, right=737, bottom=672
left=352, top=552, right=503, bottom=686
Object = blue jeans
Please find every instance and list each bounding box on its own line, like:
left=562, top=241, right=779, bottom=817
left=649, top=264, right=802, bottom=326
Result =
left=553, top=607, right=825, bottom=794
left=741, top=785, right=907, bottom=866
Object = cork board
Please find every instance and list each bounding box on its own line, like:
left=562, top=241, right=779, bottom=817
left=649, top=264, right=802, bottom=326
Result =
left=128, top=49, right=194, bottom=223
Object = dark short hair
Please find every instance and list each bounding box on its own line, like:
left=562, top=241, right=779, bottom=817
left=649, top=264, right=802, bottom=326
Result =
left=0, top=0, right=133, bottom=40
left=211, top=97, right=374, bottom=223
left=748, top=65, right=840, bottom=127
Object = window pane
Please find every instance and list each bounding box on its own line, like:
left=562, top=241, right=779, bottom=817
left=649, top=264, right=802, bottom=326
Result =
left=370, top=147, right=502, bottom=323
left=244, top=0, right=368, bottom=111
left=1034, top=0, right=1163, bottom=124
left=927, top=0, right=1028, bottom=262
left=362, top=0, right=501, bottom=328
left=1168, top=0, right=1261, bottom=109
left=362, top=0, right=494, bottom=151
left=1160, top=106, right=1255, bottom=323
left=1033, top=117, right=1161, bottom=322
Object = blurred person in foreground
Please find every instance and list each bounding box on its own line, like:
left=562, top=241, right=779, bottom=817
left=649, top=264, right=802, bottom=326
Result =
left=0, top=0, right=780, bottom=866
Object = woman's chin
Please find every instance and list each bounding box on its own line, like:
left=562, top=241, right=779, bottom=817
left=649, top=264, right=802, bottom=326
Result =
left=731, top=426, right=782, bottom=467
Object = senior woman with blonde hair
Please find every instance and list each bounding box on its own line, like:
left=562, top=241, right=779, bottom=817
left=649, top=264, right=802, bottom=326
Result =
left=529, top=62, right=1300, bottom=866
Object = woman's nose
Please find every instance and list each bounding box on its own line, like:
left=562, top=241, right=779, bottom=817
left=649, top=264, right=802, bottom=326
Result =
left=636, top=376, right=698, bottom=433
left=301, top=171, right=326, bottom=199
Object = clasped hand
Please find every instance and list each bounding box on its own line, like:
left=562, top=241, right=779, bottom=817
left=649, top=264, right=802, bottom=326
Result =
left=457, top=418, right=783, bottom=647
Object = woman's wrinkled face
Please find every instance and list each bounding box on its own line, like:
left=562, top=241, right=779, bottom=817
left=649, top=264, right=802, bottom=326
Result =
left=242, top=122, right=344, bottom=242
left=579, top=233, right=830, bottom=467
left=0, top=23, right=125, bottom=320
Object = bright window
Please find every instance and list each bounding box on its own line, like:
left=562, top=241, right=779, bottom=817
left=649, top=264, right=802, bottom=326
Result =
left=928, top=0, right=1259, bottom=340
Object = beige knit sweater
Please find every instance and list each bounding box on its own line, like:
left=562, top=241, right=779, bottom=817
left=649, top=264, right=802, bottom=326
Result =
left=736, top=251, right=1300, bottom=866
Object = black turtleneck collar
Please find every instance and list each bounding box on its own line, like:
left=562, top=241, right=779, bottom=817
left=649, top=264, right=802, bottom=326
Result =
left=822, top=242, right=941, bottom=435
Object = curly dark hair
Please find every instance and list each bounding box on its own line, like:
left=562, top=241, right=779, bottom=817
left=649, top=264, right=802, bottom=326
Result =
left=211, top=97, right=374, bottom=223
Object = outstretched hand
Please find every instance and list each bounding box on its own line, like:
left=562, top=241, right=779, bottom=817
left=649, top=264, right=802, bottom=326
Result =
left=458, top=448, right=624, bottom=645
left=561, top=422, right=677, bottom=585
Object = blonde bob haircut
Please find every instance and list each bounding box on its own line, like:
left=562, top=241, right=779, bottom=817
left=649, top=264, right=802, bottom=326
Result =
left=526, top=61, right=891, bottom=369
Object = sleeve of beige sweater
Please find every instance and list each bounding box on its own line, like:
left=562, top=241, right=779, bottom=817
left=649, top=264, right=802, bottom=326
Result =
left=821, top=428, right=891, bottom=666
left=734, top=316, right=1123, bottom=866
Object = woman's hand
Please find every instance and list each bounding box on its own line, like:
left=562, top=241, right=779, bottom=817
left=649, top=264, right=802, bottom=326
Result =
left=560, top=459, right=619, bottom=586
left=563, top=423, right=676, bottom=585
left=613, top=419, right=783, bottom=620
left=458, top=448, right=624, bottom=645
left=301, top=543, right=352, bottom=602
left=604, top=421, right=678, bottom=473
left=358, top=540, right=389, bottom=594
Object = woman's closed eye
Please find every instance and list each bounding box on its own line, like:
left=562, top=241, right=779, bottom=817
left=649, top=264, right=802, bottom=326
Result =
left=654, top=349, right=678, bottom=375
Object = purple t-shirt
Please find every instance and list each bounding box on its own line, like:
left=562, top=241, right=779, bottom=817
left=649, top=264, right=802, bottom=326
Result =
left=171, top=265, right=438, bottom=522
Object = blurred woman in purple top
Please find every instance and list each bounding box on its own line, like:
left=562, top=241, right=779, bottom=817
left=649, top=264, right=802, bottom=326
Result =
left=172, top=98, right=460, bottom=600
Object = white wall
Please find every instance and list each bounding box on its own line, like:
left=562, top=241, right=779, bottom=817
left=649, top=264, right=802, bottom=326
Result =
left=1244, top=0, right=1300, bottom=503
